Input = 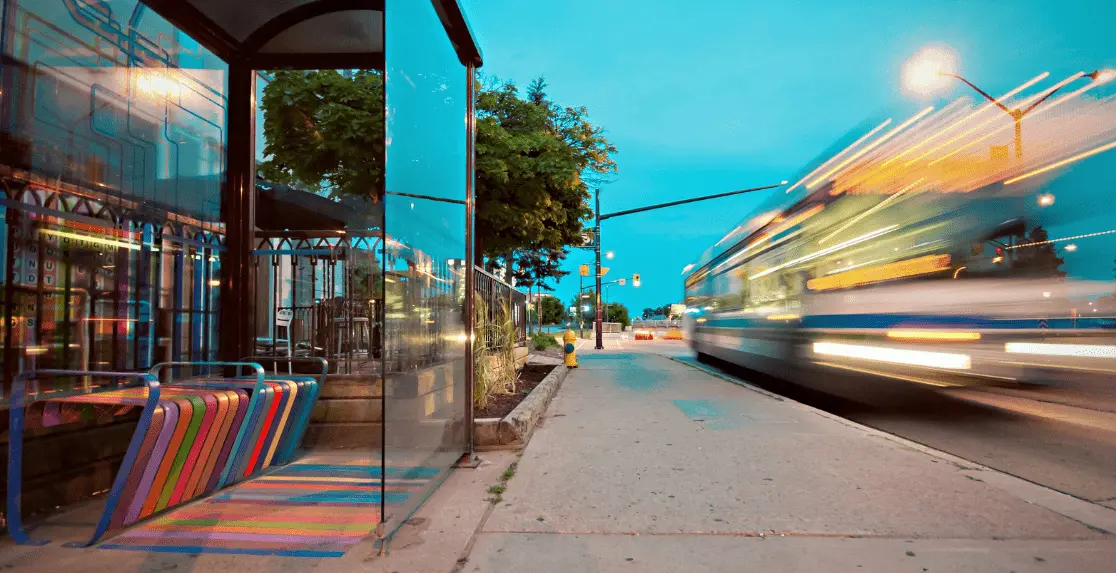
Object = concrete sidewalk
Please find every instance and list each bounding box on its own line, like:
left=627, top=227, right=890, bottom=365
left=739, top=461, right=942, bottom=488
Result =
left=462, top=346, right=1116, bottom=572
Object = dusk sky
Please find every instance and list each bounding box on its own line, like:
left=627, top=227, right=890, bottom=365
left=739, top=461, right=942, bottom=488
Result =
left=463, top=0, right=1116, bottom=314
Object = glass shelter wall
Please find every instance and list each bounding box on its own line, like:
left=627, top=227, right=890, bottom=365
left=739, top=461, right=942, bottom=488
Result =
left=0, top=0, right=228, bottom=391
left=382, top=0, right=470, bottom=527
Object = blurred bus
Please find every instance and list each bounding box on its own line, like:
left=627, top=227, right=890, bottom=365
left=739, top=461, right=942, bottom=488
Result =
left=684, top=75, right=1116, bottom=388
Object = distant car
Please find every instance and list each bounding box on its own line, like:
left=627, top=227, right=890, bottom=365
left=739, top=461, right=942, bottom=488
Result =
left=634, top=328, right=654, bottom=341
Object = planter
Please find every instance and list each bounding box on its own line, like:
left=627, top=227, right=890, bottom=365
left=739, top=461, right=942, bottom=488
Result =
left=474, top=363, right=569, bottom=450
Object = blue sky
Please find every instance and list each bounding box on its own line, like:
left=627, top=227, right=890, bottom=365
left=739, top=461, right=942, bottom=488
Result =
left=463, top=0, right=1116, bottom=314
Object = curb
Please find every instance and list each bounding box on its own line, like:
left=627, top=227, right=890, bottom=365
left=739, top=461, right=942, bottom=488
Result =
left=665, top=354, right=1116, bottom=535
left=474, top=364, right=569, bottom=450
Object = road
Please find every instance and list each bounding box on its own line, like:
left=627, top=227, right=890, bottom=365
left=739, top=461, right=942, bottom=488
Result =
left=624, top=338, right=1116, bottom=511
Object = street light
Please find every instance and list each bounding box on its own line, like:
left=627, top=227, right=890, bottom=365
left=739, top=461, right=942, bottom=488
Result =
left=1038, top=194, right=1055, bottom=207
left=902, top=46, right=1113, bottom=159
left=605, top=251, right=615, bottom=259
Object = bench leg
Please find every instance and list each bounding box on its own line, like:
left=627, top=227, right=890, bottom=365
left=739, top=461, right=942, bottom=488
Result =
left=63, top=379, right=161, bottom=548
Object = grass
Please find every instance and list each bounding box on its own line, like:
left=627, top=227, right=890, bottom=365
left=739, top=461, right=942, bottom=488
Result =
left=487, top=461, right=519, bottom=504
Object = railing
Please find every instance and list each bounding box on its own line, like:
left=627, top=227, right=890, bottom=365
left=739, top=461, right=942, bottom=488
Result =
left=474, top=266, right=528, bottom=349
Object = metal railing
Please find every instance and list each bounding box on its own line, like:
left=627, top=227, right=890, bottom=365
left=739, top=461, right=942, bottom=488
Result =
left=474, top=266, right=528, bottom=349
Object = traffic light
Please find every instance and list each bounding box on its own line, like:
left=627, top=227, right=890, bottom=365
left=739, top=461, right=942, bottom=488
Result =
left=619, top=278, right=626, bottom=286
left=633, top=273, right=641, bottom=287
left=579, top=264, right=589, bottom=276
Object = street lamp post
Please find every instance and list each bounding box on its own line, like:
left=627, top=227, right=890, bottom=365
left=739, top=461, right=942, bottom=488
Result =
left=939, top=70, right=1108, bottom=159
left=592, top=181, right=786, bottom=349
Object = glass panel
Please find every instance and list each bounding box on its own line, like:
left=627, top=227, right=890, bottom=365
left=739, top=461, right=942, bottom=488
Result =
left=252, top=68, right=387, bottom=527
left=0, top=0, right=227, bottom=389
left=383, top=0, right=468, bottom=532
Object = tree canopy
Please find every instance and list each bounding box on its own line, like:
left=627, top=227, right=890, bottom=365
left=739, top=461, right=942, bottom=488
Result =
left=257, top=70, right=616, bottom=292
left=539, top=295, right=566, bottom=325
left=258, top=70, right=385, bottom=200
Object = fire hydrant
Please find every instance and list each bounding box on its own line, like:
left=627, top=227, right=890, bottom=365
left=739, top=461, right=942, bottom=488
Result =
left=563, top=329, right=579, bottom=368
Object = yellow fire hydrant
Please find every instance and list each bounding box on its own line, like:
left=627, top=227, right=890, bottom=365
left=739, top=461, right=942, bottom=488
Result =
left=563, top=329, right=579, bottom=368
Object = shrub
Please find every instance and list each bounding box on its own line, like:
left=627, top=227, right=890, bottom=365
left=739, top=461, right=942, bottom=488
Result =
left=532, top=333, right=559, bottom=351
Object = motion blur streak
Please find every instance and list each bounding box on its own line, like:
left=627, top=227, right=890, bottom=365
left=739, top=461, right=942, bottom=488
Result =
left=806, top=254, right=951, bottom=291
left=749, top=225, right=898, bottom=280
left=813, top=342, right=972, bottom=369
left=1003, top=140, right=1116, bottom=184
left=887, top=330, right=982, bottom=341
left=806, top=107, right=935, bottom=189
left=1008, top=228, right=1116, bottom=250
left=785, top=119, right=893, bottom=194
left=814, top=361, right=955, bottom=387
left=1005, top=343, right=1116, bottom=358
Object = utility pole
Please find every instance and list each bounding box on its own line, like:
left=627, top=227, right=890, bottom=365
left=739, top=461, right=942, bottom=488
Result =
left=594, top=188, right=603, bottom=350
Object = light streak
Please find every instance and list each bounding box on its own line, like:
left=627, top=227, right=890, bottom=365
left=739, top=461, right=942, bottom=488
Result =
left=785, top=119, right=893, bottom=194
left=749, top=225, right=898, bottom=281
left=813, top=342, right=971, bottom=370
left=887, top=330, right=981, bottom=341
left=1007, top=228, right=1116, bottom=250
left=1003, top=140, right=1116, bottom=185
left=818, top=179, right=923, bottom=244
left=1005, top=342, right=1116, bottom=358
left=767, top=314, right=800, bottom=321
left=39, top=229, right=140, bottom=251
left=814, top=361, right=955, bottom=387
left=807, top=254, right=951, bottom=291
left=807, top=107, right=935, bottom=189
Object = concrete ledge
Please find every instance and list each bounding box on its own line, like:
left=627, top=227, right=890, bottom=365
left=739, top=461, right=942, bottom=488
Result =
left=475, top=364, right=569, bottom=450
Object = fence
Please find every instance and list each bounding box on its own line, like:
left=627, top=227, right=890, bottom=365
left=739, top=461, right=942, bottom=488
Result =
left=474, top=266, right=528, bottom=349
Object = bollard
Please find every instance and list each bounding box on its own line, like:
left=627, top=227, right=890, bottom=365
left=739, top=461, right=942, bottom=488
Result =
left=564, top=329, right=579, bottom=368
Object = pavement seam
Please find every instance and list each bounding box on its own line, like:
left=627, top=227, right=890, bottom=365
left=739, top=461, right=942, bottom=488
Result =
left=665, top=354, right=1116, bottom=536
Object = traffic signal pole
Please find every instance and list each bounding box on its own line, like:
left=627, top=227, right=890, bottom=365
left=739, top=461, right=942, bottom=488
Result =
left=592, top=182, right=785, bottom=350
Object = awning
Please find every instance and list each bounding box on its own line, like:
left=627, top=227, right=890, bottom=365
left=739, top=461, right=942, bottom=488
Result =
left=139, top=0, right=481, bottom=70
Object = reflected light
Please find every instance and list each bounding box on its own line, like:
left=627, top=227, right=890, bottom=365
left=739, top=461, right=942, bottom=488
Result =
left=25, top=345, right=48, bottom=356
left=1005, top=342, right=1116, bottom=358
left=807, top=107, right=934, bottom=189
left=887, top=330, right=981, bottom=342
left=901, top=45, right=959, bottom=96
left=767, top=314, right=800, bottom=321
left=814, top=341, right=971, bottom=369
left=39, top=229, right=140, bottom=251
left=681, top=263, right=695, bottom=275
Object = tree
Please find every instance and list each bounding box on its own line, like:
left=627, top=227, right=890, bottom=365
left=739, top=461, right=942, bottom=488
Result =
left=606, top=303, right=631, bottom=329
left=1012, top=226, right=1066, bottom=277
left=512, top=248, right=568, bottom=293
left=474, top=75, right=617, bottom=273
left=539, top=295, right=565, bottom=325
left=642, top=304, right=672, bottom=319
left=258, top=70, right=385, bottom=199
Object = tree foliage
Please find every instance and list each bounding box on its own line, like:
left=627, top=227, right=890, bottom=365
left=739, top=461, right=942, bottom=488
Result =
left=606, top=303, right=631, bottom=328
left=258, top=70, right=385, bottom=200
left=257, top=70, right=616, bottom=291
left=539, top=295, right=566, bottom=325
left=475, top=75, right=617, bottom=280
left=642, top=305, right=673, bottom=319
left=1011, top=226, right=1066, bottom=277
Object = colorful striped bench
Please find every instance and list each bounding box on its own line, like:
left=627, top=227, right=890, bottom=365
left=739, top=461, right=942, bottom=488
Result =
left=5, top=359, right=324, bottom=548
